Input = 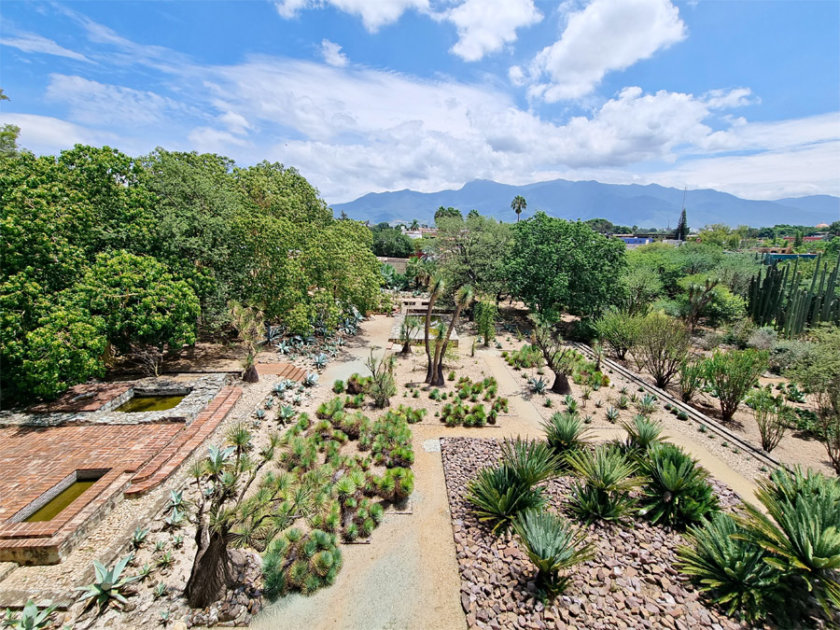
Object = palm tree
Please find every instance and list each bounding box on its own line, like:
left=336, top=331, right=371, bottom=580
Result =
left=511, top=195, right=527, bottom=223
left=410, top=219, right=420, bottom=230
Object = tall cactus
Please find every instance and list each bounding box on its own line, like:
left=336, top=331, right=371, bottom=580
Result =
left=747, top=254, right=840, bottom=335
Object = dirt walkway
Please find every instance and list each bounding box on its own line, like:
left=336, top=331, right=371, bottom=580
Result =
left=254, top=320, right=761, bottom=630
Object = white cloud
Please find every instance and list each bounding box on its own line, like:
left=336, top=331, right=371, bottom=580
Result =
left=522, top=0, right=686, bottom=101
left=44, top=74, right=194, bottom=127
left=320, top=39, right=348, bottom=67
left=0, top=113, right=108, bottom=153
left=0, top=32, right=91, bottom=62
left=445, top=0, right=542, bottom=62
left=274, top=0, right=428, bottom=32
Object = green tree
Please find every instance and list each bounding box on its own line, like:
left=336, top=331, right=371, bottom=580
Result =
left=633, top=312, right=691, bottom=388
left=594, top=309, right=642, bottom=360
left=584, top=218, right=614, bottom=235
left=432, top=212, right=512, bottom=299
left=505, top=212, right=626, bottom=319
left=429, top=285, right=473, bottom=386
left=370, top=223, right=413, bottom=258
left=434, top=206, right=462, bottom=223
left=511, top=195, right=527, bottom=223
left=78, top=251, right=200, bottom=355
left=674, top=209, right=688, bottom=241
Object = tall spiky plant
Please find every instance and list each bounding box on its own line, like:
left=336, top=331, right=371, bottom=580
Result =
left=512, top=508, right=593, bottom=600
left=567, top=446, right=638, bottom=523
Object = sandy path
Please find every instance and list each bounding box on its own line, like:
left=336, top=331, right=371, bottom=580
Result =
left=254, top=321, right=761, bottom=630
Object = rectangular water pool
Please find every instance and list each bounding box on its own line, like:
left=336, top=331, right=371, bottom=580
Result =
left=24, top=480, right=97, bottom=522
left=116, top=395, right=185, bottom=412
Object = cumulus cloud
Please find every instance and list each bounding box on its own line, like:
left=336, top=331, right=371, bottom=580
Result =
left=445, top=0, right=542, bottom=62
left=320, top=39, right=348, bottom=67
left=521, top=0, right=686, bottom=101
left=274, top=0, right=428, bottom=32
left=0, top=32, right=91, bottom=62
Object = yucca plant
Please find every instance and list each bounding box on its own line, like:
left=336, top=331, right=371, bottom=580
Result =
left=567, top=446, right=638, bottom=523
left=738, top=467, right=840, bottom=617
left=678, top=512, right=780, bottom=623
left=466, top=465, right=546, bottom=535
left=622, top=415, right=664, bottom=454
left=75, top=555, right=140, bottom=613
left=639, top=443, right=719, bottom=528
left=542, top=412, right=591, bottom=461
left=512, top=508, right=594, bottom=600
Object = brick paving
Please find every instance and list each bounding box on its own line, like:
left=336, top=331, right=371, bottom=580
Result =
left=28, top=383, right=132, bottom=413
left=0, top=386, right=241, bottom=563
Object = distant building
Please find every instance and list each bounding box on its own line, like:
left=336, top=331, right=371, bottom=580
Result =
left=403, top=227, right=438, bottom=239
left=616, top=236, right=654, bottom=248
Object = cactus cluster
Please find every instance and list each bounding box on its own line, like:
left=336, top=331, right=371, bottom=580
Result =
left=747, top=255, right=839, bottom=336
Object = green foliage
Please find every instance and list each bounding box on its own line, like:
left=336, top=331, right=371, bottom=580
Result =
left=621, top=415, right=664, bottom=454
left=678, top=358, right=705, bottom=403
left=567, top=446, right=638, bottom=524
left=542, top=412, right=591, bottom=460
left=678, top=513, right=780, bottom=623
left=702, top=349, right=769, bottom=421
left=634, top=311, right=691, bottom=388
left=745, top=386, right=790, bottom=452
left=364, top=351, right=397, bottom=409
left=370, top=223, right=413, bottom=258
left=75, top=555, right=140, bottom=613
left=263, top=529, right=343, bottom=598
left=505, top=212, right=626, bottom=319
left=512, top=509, right=593, bottom=601
left=474, top=299, right=498, bottom=345
left=2, top=600, right=57, bottom=630
left=504, top=344, right=543, bottom=369
left=738, top=467, right=840, bottom=617
left=594, top=309, right=642, bottom=359
left=639, top=443, right=719, bottom=528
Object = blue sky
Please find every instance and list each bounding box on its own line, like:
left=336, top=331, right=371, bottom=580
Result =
left=1, top=0, right=838, bottom=204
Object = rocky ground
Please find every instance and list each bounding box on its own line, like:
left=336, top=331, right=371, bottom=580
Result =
left=441, top=437, right=747, bottom=630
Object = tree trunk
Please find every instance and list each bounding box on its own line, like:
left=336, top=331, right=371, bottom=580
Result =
left=242, top=364, right=259, bottom=383
left=401, top=339, right=412, bottom=355
left=424, top=295, right=438, bottom=384
left=550, top=371, right=571, bottom=395
left=185, top=530, right=232, bottom=609
left=432, top=305, right=463, bottom=387
left=430, top=362, right=445, bottom=387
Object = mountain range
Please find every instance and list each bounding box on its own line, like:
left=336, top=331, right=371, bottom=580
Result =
left=331, top=179, right=840, bottom=229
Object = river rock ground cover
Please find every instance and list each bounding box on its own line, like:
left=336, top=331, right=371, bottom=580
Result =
left=441, top=437, right=746, bottom=630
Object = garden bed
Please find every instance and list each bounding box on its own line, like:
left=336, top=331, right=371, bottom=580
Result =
left=441, top=437, right=745, bottom=630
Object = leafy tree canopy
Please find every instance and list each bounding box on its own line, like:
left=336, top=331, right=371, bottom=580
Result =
left=504, top=212, right=626, bottom=319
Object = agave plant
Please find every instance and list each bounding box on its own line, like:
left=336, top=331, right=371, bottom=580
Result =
left=639, top=443, right=719, bottom=528
left=131, top=526, right=149, bottom=549
left=678, top=513, right=780, bottom=623
left=165, top=490, right=183, bottom=512
left=276, top=340, right=291, bottom=355
left=567, top=446, right=638, bottom=523
left=542, top=412, right=591, bottom=460
left=637, top=393, right=658, bottom=416
left=75, top=555, right=140, bottom=613
left=313, top=353, right=329, bottom=370
left=605, top=406, right=620, bottom=423
left=278, top=405, right=296, bottom=424
left=512, top=509, right=594, bottom=600
left=304, top=373, right=319, bottom=387
left=528, top=376, right=548, bottom=395
left=3, top=600, right=57, bottom=630
left=738, top=467, right=840, bottom=616
left=616, top=394, right=630, bottom=410
left=622, top=415, right=664, bottom=454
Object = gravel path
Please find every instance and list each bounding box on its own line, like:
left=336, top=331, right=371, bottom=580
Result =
left=441, top=437, right=746, bottom=630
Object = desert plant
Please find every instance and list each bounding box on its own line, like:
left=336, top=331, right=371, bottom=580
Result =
left=678, top=358, right=705, bottom=403
left=637, top=393, right=658, bottom=416
left=738, top=467, right=840, bottom=617
left=229, top=301, right=265, bottom=383
left=605, top=406, right=619, bottom=423
left=567, top=446, right=638, bottom=523
left=428, top=285, right=474, bottom=386
left=639, top=443, right=719, bottom=528
left=678, top=512, right=780, bottom=623
left=500, top=438, right=561, bottom=487
left=531, top=319, right=579, bottom=395
left=528, top=376, right=548, bottom=395
left=745, top=387, right=790, bottom=452
left=75, top=555, right=140, bottom=613
left=634, top=312, right=691, bottom=388
left=304, top=372, right=319, bottom=387
left=131, top=526, right=149, bottom=549
left=622, top=415, right=664, bottom=453
left=474, top=299, right=497, bottom=346
left=616, top=394, right=629, bottom=410
left=512, top=509, right=593, bottom=600
left=2, top=600, right=57, bottom=630
left=365, top=351, right=397, bottom=408
left=702, top=349, right=769, bottom=422
left=263, top=529, right=343, bottom=598
left=594, top=309, right=642, bottom=360
left=332, top=380, right=345, bottom=394
left=467, top=466, right=544, bottom=535
left=399, top=315, right=423, bottom=355
left=542, top=412, right=591, bottom=460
